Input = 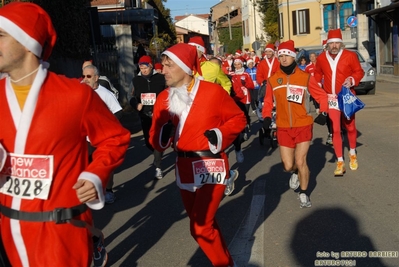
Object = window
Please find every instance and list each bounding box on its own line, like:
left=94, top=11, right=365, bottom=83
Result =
left=279, top=13, right=284, bottom=38
left=323, top=1, right=353, bottom=31
left=292, top=9, right=310, bottom=35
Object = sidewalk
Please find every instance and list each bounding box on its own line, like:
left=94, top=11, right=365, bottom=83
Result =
left=376, top=74, right=399, bottom=84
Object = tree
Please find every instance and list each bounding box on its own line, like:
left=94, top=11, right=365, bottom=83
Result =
left=218, top=23, right=243, bottom=54
left=146, top=0, right=177, bottom=49
left=257, top=0, right=279, bottom=43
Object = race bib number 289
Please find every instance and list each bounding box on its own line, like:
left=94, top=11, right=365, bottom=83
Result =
left=0, top=153, right=54, bottom=200
left=192, top=159, right=227, bottom=186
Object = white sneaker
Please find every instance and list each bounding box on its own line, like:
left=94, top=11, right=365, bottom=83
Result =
left=235, top=150, right=244, bottom=163
left=299, top=193, right=312, bottom=208
left=224, top=170, right=239, bottom=196
left=105, top=191, right=115, bottom=204
left=289, top=172, right=299, bottom=190
left=155, top=168, right=163, bottom=180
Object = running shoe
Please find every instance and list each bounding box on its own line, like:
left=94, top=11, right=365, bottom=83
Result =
left=289, top=172, right=300, bottom=190
left=93, top=233, right=108, bottom=267
left=334, top=161, right=346, bottom=176
left=326, top=134, right=333, bottom=146
left=299, top=193, right=312, bottom=208
left=224, top=169, right=239, bottom=196
left=348, top=153, right=358, bottom=170
left=155, top=168, right=163, bottom=180
left=235, top=150, right=244, bottom=163
left=104, top=191, right=115, bottom=204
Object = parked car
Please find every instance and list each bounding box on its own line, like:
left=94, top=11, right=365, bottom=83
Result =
left=296, top=48, right=376, bottom=94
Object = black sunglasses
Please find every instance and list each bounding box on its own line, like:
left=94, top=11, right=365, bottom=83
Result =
left=82, top=75, right=93, bottom=79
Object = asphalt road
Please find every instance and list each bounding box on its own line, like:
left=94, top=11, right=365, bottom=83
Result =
left=93, top=80, right=399, bottom=267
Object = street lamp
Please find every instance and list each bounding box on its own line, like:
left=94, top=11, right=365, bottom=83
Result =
left=226, top=6, right=233, bottom=40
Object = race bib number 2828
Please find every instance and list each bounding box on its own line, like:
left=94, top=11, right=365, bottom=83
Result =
left=0, top=153, right=54, bottom=200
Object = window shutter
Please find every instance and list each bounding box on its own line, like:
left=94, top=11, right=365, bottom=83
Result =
left=305, top=9, right=310, bottom=34
left=292, top=11, right=297, bottom=35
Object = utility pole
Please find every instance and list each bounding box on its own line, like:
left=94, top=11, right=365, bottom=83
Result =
left=227, top=6, right=232, bottom=40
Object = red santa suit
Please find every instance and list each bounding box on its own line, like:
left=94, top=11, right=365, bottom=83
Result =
left=150, top=78, right=246, bottom=266
left=0, top=66, right=130, bottom=266
left=230, top=70, right=254, bottom=106
left=315, top=48, right=364, bottom=158
left=305, top=62, right=316, bottom=76
left=256, top=56, right=279, bottom=85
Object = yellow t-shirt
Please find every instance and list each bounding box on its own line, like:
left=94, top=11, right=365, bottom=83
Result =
left=12, top=83, right=30, bottom=110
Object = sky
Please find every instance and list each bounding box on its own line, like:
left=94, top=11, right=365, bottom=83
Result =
left=164, top=0, right=221, bottom=21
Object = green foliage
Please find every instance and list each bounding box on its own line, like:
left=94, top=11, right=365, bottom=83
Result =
left=218, top=24, right=243, bottom=54
left=257, top=0, right=279, bottom=43
left=146, top=0, right=177, bottom=47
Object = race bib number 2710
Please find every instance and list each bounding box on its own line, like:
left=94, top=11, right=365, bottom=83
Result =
left=0, top=153, right=54, bottom=200
left=192, top=159, right=227, bottom=186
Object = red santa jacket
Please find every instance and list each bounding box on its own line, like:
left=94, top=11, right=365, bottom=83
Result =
left=256, top=56, right=279, bottom=85
left=230, top=71, right=254, bottom=105
left=149, top=79, right=246, bottom=192
left=314, top=49, right=364, bottom=95
left=0, top=66, right=130, bottom=266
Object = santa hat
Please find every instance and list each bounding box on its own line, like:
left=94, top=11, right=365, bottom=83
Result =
left=138, top=55, right=152, bottom=65
left=265, top=44, right=275, bottom=52
left=0, top=2, right=57, bottom=60
left=162, top=43, right=202, bottom=76
left=327, top=29, right=343, bottom=44
left=188, top=36, right=205, bottom=53
left=154, top=63, right=163, bottom=70
left=246, top=59, right=254, bottom=65
left=322, top=39, right=327, bottom=46
left=277, top=40, right=296, bottom=58
left=235, top=50, right=242, bottom=56
left=234, top=57, right=245, bottom=64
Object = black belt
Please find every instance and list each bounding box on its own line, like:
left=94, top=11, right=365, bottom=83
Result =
left=177, top=150, right=221, bottom=158
left=0, top=204, right=87, bottom=224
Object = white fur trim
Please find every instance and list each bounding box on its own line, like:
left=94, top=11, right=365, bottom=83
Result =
left=265, top=48, right=274, bottom=52
left=78, top=171, right=105, bottom=210
left=277, top=49, right=296, bottom=58
left=0, top=16, right=42, bottom=58
left=162, top=50, right=193, bottom=75
left=188, top=42, right=205, bottom=53
left=208, top=128, right=222, bottom=153
left=327, top=38, right=343, bottom=43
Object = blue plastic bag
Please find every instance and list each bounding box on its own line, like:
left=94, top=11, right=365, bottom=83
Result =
left=337, top=86, right=365, bottom=119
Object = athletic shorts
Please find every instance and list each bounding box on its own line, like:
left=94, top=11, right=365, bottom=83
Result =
left=277, top=124, right=313, bottom=148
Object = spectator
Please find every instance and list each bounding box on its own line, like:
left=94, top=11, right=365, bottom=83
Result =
left=0, top=2, right=130, bottom=266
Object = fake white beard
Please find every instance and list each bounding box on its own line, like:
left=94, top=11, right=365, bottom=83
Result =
left=168, top=86, right=193, bottom=116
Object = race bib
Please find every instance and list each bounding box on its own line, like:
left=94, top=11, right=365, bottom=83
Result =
left=286, top=86, right=304, bottom=104
left=328, top=94, right=340, bottom=110
left=0, top=153, right=54, bottom=200
left=192, top=159, right=226, bottom=186
left=141, top=93, right=156, bottom=105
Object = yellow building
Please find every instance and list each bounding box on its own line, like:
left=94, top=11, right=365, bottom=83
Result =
left=277, top=0, right=362, bottom=50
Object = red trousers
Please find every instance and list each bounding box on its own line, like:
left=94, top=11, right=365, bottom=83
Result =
left=328, top=109, right=357, bottom=158
left=180, top=184, right=234, bottom=267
